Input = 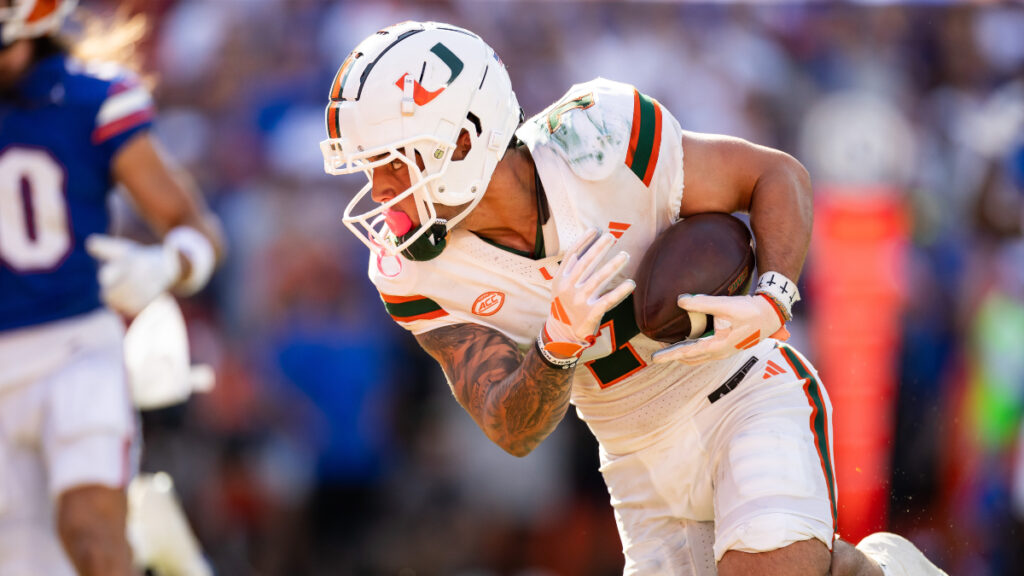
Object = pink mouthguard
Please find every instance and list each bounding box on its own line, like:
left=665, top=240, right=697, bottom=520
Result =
left=384, top=209, right=414, bottom=236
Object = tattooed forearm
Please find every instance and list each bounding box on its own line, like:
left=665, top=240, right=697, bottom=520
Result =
left=417, top=324, right=574, bottom=456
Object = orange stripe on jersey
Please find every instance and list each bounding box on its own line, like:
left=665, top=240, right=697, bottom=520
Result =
left=625, top=89, right=642, bottom=170
left=779, top=345, right=838, bottom=533
left=625, top=90, right=663, bottom=187
left=609, top=222, right=631, bottom=239
left=641, top=100, right=663, bottom=187
left=380, top=293, right=448, bottom=323
left=380, top=293, right=428, bottom=304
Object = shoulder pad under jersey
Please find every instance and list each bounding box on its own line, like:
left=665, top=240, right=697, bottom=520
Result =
left=518, top=78, right=644, bottom=182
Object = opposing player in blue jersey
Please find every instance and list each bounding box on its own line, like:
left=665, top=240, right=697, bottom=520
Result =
left=0, top=1, right=223, bottom=575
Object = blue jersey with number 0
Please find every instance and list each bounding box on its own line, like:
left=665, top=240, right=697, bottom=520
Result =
left=0, top=54, right=153, bottom=332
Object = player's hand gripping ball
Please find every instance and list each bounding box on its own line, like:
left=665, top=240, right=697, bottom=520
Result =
left=634, top=213, right=788, bottom=366
left=633, top=213, right=755, bottom=343
left=651, top=294, right=787, bottom=365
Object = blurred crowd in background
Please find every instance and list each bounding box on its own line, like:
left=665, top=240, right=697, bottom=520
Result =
left=79, top=0, right=1024, bottom=574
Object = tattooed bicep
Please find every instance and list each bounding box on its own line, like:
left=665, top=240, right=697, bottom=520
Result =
left=415, top=324, right=519, bottom=365
left=415, top=324, right=523, bottom=409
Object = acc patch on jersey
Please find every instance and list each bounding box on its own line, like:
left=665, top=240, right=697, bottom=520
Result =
left=471, top=291, right=505, bottom=316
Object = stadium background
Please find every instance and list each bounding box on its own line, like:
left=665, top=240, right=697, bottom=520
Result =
left=82, top=0, right=1024, bottom=574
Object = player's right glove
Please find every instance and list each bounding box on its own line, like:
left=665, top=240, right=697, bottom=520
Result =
left=540, top=229, right=635, bottom=362
left=86, top=226, right=215, bottom=317
left=651, top=271, right=798, bottom=365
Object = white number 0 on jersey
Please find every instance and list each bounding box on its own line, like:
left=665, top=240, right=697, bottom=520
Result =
left=0, top=147, right=72, bottom=272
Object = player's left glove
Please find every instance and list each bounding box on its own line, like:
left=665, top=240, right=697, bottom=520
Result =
left=540, top=229, right=635, bottom=362
left=86, top=226, right=215, bottom=317
left=651, top=271, right=799, bottom=365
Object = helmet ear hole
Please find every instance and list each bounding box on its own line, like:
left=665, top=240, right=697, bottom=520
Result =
left=452, top=128, right=473, bottom=162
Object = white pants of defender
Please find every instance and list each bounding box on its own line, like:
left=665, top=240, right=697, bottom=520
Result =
left=600, top=344, right=837, bottom=576
left=0, top=310, right=135, bottom=576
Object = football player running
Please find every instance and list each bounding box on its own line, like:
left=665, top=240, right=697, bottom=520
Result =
left=0, top=1, right=222, bottom=575
left=320, top=21, right=945, bottom=576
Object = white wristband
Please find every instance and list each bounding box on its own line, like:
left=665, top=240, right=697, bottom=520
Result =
left=164, top=226, right=215, bottom=296
left=754, top=271, right=800, bottom=322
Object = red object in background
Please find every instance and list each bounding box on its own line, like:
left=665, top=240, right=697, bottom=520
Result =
left=809, top=190, right=909, bottom=543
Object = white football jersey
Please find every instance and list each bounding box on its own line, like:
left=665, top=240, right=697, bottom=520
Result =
left=369, top=78, right=772, bottom=454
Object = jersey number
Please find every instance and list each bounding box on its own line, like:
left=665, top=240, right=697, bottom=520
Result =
left=0, top=148, right=72, bottom=272
left=585, top=294, right=648, bottom=388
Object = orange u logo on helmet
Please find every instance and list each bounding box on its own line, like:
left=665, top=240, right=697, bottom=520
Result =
left=393, top=42, right=464, bottom=106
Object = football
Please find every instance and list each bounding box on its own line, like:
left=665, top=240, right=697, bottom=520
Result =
left=633, top=213, right=755, bottom=343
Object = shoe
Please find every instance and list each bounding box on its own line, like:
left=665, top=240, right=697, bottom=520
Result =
left=856, top=532, right=948, bottom=576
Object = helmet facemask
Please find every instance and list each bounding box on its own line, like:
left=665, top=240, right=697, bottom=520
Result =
left=325, top=129, right=482, bottom=261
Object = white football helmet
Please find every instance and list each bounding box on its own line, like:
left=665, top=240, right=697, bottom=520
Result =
left=320, top=21, right=521, bottom=260
left=0, top=0, right=76, bottom=46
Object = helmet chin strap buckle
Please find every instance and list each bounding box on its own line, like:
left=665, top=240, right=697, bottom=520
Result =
left=427, top=219, right=448, bottom=244
left=397, top=219, right=449, bottom=261
left=401, top=74, right=415, bottom=116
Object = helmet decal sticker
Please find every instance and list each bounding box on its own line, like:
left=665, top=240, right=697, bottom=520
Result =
left=393, top=42, right=464, bottom=107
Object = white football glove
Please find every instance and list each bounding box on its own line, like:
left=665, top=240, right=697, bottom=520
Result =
left=542, top=229, right=635, bottom=359
left=86, top=234, right=181, bottom=317
left=651, top=294, right=790, bottom=365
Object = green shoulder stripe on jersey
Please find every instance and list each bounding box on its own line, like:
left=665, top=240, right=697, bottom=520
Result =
left=380, top=293, right=448, bottom=322
left=780, top=344, right=838, bottom=533
left=625, top=90, right=663, bottom=187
